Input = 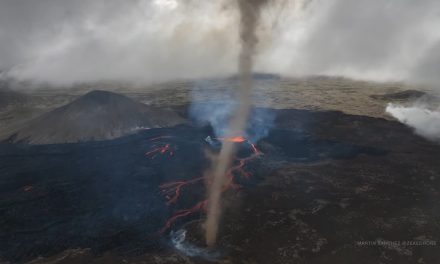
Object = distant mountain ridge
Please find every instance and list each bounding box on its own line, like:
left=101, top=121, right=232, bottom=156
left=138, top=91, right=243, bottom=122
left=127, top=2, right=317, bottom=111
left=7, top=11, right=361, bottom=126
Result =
left=4, top=90, right=185, bottom=144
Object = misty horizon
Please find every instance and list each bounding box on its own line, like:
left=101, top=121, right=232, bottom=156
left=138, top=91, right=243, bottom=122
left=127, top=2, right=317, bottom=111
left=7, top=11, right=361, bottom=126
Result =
left=1, top=0, right=440, bottom=87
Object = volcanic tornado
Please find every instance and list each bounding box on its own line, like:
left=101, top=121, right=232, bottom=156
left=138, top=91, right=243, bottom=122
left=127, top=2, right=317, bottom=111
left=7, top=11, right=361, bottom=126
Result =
left=205, top=0, right=268, bottom=247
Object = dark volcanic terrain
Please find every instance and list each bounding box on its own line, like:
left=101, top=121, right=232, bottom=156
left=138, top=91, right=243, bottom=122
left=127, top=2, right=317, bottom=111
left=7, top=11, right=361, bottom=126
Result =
left=0, top=106, right=439, bottom=263
left=1, top=90, right=185, bottom=144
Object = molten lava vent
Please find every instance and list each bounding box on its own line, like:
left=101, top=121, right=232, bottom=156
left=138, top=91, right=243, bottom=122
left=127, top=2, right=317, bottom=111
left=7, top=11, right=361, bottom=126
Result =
left=147, top=133, right=263, bottom=234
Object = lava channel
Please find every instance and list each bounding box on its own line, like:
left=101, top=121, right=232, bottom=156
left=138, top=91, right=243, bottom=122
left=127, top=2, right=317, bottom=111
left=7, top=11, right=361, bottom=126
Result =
left=157, top=136, right=262, bottom=233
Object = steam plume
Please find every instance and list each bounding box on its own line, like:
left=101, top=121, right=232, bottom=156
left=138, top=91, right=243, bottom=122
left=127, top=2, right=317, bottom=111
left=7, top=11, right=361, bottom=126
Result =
left=386, top=103, right=440, bottom=143
left=205, top=0, right=268, bottom=246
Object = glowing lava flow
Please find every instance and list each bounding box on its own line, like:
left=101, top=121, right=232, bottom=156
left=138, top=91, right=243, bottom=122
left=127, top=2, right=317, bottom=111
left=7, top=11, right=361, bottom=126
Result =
left=160, top=177, right=205, bottom=205
left=217, top=136, right=246, bottom=143
left=158, top=137, right=261, bottom=233
left=145, top=136, right=175, bottom=159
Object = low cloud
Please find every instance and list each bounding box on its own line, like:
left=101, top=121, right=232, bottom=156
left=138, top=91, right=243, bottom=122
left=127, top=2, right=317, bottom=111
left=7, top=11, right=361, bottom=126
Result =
left=1, top=0, right=240, bottom=85
left=1, top=0, right=440, bottom=87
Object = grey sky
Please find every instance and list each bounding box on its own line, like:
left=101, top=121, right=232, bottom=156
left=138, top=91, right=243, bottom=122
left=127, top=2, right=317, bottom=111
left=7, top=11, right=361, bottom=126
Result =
left=1, top=0, right=439, bottom=86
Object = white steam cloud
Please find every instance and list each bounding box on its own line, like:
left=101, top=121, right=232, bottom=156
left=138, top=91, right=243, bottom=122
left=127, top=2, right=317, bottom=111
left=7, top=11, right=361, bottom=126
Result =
left=386, top=103, right=440, bottom=142
left=1, top=0, right=440, bottom=86
left=1, top=0, right=240, bottom=85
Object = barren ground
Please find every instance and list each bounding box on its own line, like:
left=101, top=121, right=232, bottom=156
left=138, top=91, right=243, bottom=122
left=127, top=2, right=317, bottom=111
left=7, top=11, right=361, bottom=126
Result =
left=1, top=77, right=439, bottom=264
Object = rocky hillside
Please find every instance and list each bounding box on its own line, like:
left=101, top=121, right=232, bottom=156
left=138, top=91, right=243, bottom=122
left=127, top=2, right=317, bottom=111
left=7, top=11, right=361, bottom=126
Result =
left=4, top=90, right=185, bottom=144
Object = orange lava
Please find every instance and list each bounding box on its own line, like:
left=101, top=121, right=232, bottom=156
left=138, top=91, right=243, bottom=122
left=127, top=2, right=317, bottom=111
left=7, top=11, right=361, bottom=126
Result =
left=145, top=136, right=177, bottom=159
left=160, top=200, right=207, bottom=234
left=145, top=144, right=174, bottom=158
left=158, top=137, right=262, bottom=233
left=160, top=177, right=205, bottom=205
left=217, top=136, right=247, bottom=143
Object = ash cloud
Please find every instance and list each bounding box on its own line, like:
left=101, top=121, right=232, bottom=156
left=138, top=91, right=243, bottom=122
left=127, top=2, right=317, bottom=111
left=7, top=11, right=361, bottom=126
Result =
left=1, top=0, right=440, bottom=87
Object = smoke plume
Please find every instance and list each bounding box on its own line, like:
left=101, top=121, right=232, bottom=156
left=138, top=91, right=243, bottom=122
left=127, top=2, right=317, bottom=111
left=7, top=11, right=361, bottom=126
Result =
left=386, top=103, right=440, bottom=143
left=189, top=80, right=276, bottom=143
left=204, top=0, right=269, bottom=246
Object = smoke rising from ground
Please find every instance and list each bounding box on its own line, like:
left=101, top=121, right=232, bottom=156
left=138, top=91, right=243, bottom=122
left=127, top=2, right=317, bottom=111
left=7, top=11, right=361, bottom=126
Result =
left=1, top=0, right=440, bottom=87
left=189, top=79, right=276, bottom=142
left=386, top=103, right=440, bottom=143
left=204, top=0, right=268, bottom=246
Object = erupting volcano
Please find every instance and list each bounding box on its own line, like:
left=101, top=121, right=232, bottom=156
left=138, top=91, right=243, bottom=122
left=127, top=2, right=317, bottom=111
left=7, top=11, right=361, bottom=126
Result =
left=154, top=135, right=262, bottom=234
left=2, top=1, right=440, bottom=263
left=218, top=136, right=247, bottom=143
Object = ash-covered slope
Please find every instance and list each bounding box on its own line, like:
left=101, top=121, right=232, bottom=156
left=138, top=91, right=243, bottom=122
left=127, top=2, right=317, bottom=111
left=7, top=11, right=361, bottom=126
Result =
left=6, top=90, right=185, bottom=144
